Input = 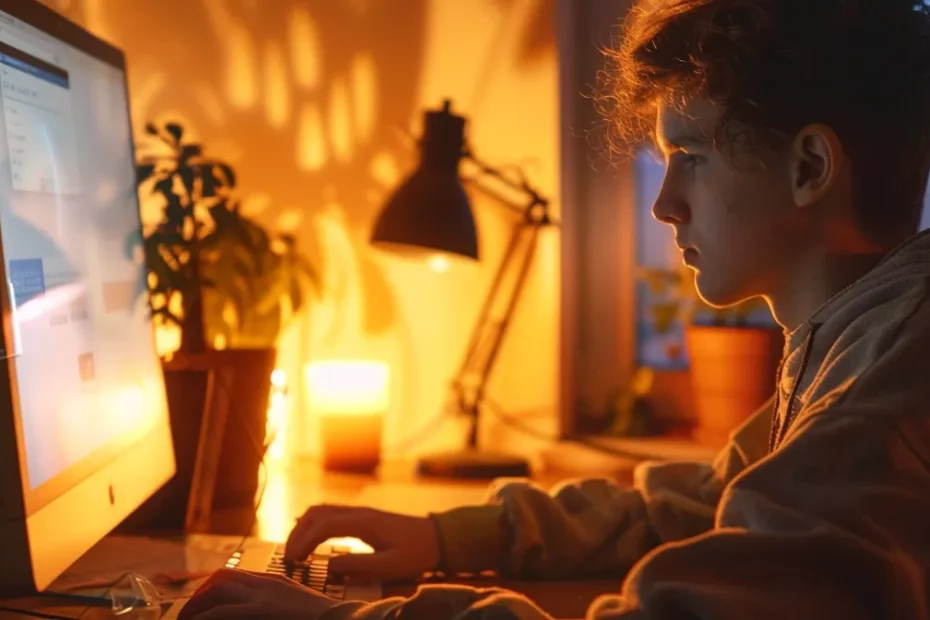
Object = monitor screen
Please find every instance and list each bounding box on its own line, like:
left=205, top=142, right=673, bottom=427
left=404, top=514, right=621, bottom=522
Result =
left=0, top=8, right=167, bottom=493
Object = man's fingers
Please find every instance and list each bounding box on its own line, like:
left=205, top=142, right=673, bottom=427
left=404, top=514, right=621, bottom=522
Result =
left=285, top=513, right=375, bottom=562
left=328, top=551, right=403, bottom=581
left=285, top=506, right=374, bottom=560
left=294, top=504, right=366, bottom=526
left=178, top=579, right=253, bottom=620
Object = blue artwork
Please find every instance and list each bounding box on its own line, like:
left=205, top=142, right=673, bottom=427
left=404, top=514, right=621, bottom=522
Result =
left=634, top=150, right=691, bottom=370
left=8, top=258, right=46, bottom=306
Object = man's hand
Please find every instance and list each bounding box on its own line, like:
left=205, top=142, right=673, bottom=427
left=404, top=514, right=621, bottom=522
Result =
left=177, top=568, right=339, bottom=619
left=285, top=505, right=441, bottom=582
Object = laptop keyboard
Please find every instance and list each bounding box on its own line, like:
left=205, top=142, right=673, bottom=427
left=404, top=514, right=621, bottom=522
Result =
left=225, top=545, right=349, bottom=600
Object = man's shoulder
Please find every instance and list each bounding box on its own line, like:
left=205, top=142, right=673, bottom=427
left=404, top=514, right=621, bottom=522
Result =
left=807, top=277, right=930, bottom=403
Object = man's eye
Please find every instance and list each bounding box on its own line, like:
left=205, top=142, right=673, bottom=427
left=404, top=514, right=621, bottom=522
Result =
left=682, top=153, right=703, bottom=166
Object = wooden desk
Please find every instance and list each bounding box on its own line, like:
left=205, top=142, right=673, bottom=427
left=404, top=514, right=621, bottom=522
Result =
left=0, top=445, right=698, bottom=619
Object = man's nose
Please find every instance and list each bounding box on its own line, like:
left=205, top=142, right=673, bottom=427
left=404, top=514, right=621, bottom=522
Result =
left=651, top=177, right=690, bottom=225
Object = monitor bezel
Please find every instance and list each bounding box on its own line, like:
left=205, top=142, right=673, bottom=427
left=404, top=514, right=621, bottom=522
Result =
left=0, top=0, right=124, bottom=70
left=0, top=0, right=175, bottom=592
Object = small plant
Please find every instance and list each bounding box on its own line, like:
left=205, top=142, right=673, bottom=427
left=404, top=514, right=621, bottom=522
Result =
left=131, top=122, right=321, bottom=353
left=638, top=264, right=771, bottom=334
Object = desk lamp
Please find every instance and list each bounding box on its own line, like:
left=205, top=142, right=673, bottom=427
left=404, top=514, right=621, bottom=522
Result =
left=371, top=100, right=553, bottom=479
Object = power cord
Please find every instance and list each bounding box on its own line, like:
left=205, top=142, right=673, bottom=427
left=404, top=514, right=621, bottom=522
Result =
left=482, top=395, right=678, bottom=462
left=213, top=372, right=269, bottom=555
left=0, top=371, right=272, bottom=620
left=0, top=606, right=78, bottom=620
left=380, top=395, right=459, bottom=456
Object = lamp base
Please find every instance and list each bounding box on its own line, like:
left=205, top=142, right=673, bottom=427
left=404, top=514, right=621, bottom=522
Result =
left=416, top=449, right=531, bottom=480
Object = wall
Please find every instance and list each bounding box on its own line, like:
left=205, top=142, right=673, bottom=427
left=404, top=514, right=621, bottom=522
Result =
left=40, top=0, right=561, bottom=461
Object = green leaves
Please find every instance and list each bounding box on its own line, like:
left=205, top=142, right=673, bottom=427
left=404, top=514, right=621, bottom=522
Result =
left=131, top=121, right=321, bottom=350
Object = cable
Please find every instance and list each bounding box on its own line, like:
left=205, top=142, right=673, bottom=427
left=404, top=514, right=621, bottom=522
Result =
left=2, top=372, right=272, bottom=620
left=481, top=395, right=679, bottom=462
left=0, top=605, right=78, bottom=620
left=213, top=372, right=269, bottom=555
left=380, top=395, right=461, bottom=456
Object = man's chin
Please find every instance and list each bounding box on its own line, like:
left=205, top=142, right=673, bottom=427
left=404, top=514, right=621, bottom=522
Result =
left=693, top=273, right=745, bottom=308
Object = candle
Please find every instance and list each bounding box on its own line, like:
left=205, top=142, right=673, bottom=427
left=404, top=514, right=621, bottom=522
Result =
left=305, top=360, right=389, bottom=473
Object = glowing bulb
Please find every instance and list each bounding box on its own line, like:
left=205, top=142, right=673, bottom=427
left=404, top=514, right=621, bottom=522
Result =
left=271, top=369, right=287, bottom=387
left=427, top=254, right=450, bottom=273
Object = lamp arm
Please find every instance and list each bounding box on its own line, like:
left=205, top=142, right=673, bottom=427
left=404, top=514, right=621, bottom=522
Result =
left=462, top=151, right=551, bottom=224
left=451, top=161, right=552, bottom=448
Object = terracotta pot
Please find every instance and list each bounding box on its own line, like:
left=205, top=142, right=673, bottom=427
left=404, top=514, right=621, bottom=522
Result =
left=685, top=325, right=784, bottom=447
left=208, top=347, right=277, bottom=510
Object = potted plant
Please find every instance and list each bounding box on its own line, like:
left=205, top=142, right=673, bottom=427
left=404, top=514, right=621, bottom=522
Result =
left=638, top=266, right=783, bottom=446
left=132, top=122, right=320, bottom=513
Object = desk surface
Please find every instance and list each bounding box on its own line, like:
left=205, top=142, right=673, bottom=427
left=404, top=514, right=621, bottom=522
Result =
left=0, top=443, right=703, bottom=620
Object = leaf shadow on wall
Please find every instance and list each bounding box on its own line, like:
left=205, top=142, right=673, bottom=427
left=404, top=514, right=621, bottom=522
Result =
left=43, top=0, right=431, bottom=338
left=496, top=0, right=556, bottom=66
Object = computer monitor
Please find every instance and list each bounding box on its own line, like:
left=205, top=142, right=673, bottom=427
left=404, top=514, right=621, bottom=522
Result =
left=0, top=0, right=174, bottom=594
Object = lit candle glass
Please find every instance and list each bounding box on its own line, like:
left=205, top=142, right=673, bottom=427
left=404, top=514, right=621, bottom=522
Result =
left=304, top=360, right=388, bottom=473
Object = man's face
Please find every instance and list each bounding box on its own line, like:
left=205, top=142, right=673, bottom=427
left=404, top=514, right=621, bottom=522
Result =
left=653, top=98, right=806, bottom=307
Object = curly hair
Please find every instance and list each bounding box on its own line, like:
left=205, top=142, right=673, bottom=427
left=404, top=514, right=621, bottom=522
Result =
left=602, top=0, right=930, bottom=242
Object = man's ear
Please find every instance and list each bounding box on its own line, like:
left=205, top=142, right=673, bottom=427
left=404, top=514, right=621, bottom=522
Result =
left=790, top=124, right=844, bottom=208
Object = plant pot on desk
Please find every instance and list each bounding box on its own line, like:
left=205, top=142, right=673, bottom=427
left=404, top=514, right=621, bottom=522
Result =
left=116, top=347, right=276, bottom=535
left=206, top=347, right=277, bottom=510
left=685, top=325, right=784, bottom=447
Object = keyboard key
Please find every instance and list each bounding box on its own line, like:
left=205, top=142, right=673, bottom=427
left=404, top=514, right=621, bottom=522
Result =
left=258, top=549, right=345, bottom=599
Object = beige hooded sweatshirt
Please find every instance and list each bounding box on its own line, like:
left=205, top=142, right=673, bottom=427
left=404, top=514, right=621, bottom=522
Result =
left=320, top=229, right=930, bottom=619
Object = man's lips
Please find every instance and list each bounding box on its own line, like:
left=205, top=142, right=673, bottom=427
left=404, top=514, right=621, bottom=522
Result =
left=677, top=245, right=699, bottom=266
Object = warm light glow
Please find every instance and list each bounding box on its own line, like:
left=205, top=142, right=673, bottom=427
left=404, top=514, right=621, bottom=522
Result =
left=263, top=42, right=291, bottom=128
left=107, top=385, right=147, bottom=431
left=369, top=151, right=400, bottom=188
left=55, top=383, right=155, bottom=470
left=154, top=323, right=180, bottom=358
left=297, top=103, right=326, bottom=171
left=289, top=8, right=321, bottom=89
left=305, top=361, right=388, bottom=472
left=226, top=29, right=257, bottom=109
left=323, top=537, right=374, bottom=554
left=203, top=1, right=257, bottom=109
left=255, top=465, right=290, bottom=542
left=350, top=52, right=377, bottom=142
left=305, top=360, right=389, bottom=415
left=275, top=208, right=303, bottom=232
left=427, top=254, right=451, bottom=273
left=328, top=77, right=353, bottom=162
left=266, top=369, right=290, bottom=463
left=78, top=0, right=562, bottom=470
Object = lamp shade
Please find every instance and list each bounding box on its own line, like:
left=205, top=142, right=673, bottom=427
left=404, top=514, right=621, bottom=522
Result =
left=371, top=100, right=479, bottom=260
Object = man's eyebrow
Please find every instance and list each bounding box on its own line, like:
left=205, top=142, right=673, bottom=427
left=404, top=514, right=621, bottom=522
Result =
left=661, top=131, right=712, bottom=150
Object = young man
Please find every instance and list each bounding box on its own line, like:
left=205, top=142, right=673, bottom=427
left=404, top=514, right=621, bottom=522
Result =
left=180, top=0, right=930, bottom=617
